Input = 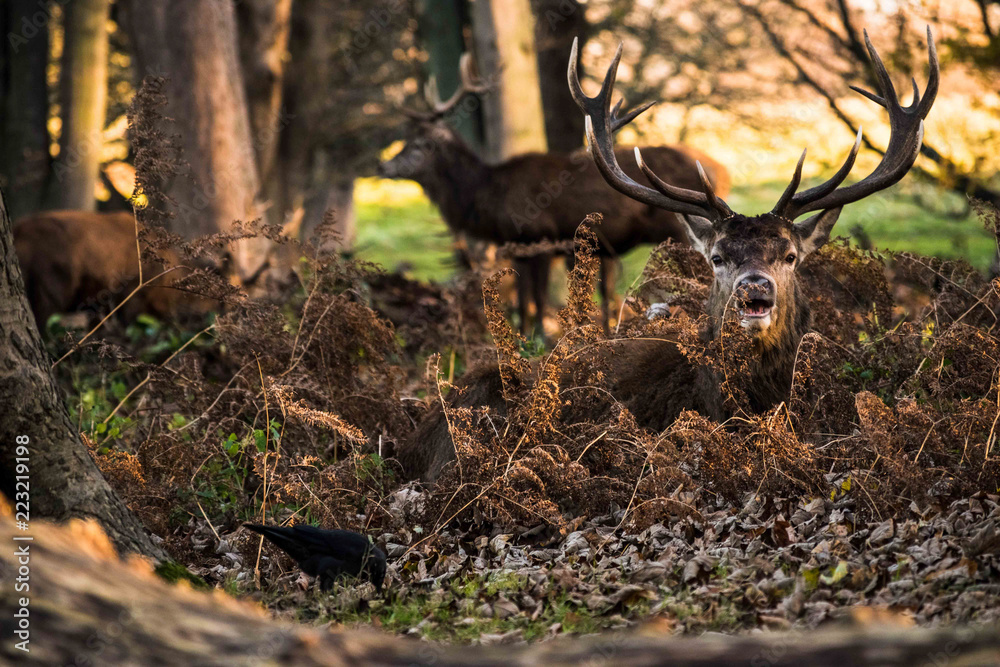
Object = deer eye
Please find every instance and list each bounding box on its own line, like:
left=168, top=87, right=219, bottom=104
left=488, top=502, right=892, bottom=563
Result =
left=785, top=253, right=797, bottom=265
left=711, top=255, right=723, bottom=266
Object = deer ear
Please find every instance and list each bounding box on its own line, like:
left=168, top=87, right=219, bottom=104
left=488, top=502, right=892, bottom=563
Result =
left=681, top=214, right=716, bottom=258
left=793, top=207, right=842, bottom=257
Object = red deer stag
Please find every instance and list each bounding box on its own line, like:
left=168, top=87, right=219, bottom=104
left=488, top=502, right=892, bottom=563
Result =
left=13, top=210, right=202, bottom=331
left=377, top=54, right=729, bottom=335
left=397, top=28, right=938, bottom=482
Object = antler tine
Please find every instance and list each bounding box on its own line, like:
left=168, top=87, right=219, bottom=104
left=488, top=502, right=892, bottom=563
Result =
left=917, top=25, right=939, bottom=119
left=568, top=40, right=657, bottom=133
left=423, top=76, right=443, bottom=109
left=773, top=149, right=807, bottom=215
left=697, top=162, right=732, bottom=217
left=613, top=99, right=657, bottom=132
left=849, top=84, right=885, bottom=107
left=776, top=28, right=938, bottom=220
left=635, top=147, right=707, bottom=205
left=458, top=52, right=490, bottom=94
left=422, top=53, right=489, bottom=118
left=907, top=78, right=921, bottom=111
left=773, top=128, right=862, bottom=218
left=570, top=37, right=728, bottom=221
left=863, top=29, right=900, bottom=111
left=567, top=37, right=601, bottom=117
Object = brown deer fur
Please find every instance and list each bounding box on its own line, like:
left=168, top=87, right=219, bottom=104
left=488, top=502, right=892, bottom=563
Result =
left=13, top=210, right=193, bottom=329
left=396, top=27, right=937, bottom=483
left=378, top=121, right=729, bottom=332
left=398, top=210, right=837, bottom=483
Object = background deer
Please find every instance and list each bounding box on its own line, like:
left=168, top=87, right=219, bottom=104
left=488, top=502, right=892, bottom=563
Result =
left=378, top=54, right=730, bottom=335
left=397, top=28, right=938, bottom=482
left=13, top=210, right=202, bottom=331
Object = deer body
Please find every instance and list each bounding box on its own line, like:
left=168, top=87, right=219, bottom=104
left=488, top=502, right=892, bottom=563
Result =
left=379, top=122, right=729, bottom=332
left=13, top=210, right=189, bottom=329
left=396, top=28, right=938, bottom=483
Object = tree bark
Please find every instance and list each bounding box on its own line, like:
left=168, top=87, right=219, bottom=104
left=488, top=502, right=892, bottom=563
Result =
left=119, top=0, right=268, bottom=281
left=236, top=0, right=293, bottom=186
left=532, top=0, right=587, bottom=152
left=0, top=188, right=165, bottom=560
left=0, top=0, right=52, bottom=220
left=3, top=514, right=1000, bottom=665
left=417, top=0, right=483, bottom=148
left=472, top=0, right=548, bottom=161
left=299, top=178, right=356, bottom=252
left=270, top=0, right=356, bottom=249
left=50, top=0, right=112, bottom=211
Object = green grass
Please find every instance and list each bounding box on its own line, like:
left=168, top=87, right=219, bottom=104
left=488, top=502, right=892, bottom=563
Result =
left=356, top=196, right=455, bottom=281
left=354, top=177, right=997, bottom=289
left=251, top=565, right=752, bottom=642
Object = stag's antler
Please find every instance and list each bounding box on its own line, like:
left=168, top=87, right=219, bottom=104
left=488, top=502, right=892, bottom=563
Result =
left=771, top=27, right=939, bottom=220
left=567, top=38, right=732, bottom=221
left=404, top=53, right=490, bottom=121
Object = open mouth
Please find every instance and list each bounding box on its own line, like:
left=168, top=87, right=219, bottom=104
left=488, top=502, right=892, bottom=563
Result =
left=740, top=298, right=773, bottom=319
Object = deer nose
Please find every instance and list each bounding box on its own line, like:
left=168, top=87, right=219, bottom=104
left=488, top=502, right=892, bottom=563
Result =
left=737, top=274, right=772, bottom=292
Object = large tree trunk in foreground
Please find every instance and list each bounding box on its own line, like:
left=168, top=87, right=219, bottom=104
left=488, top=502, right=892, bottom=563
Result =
left=119, top=0, right=268, bottom=281
left=2, top=515, right=999, bottom=665
left=0, top=0, right=52, bottom=219
left=472, top=0, right=548, bottom=161
left=50, top=0, right=112, bottom=211
left=0, top=189, right=165, bottom=560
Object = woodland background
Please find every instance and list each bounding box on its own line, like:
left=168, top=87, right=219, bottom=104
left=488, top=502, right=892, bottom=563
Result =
left=2, top=0, right=999, bottom=280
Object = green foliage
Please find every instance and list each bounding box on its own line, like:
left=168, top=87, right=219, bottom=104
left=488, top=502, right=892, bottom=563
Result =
left=155, top=561, right=209, bottom=589
left=518, top=335, right=547, bottom=359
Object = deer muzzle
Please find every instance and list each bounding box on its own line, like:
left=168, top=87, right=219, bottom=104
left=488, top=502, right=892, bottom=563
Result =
left=734, top=273, right=776, bottom=330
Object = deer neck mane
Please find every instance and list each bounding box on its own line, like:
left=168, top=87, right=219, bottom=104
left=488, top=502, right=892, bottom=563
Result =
left=419, top=137, right=489, bottom=234
left=705, top=282, right=811, bottom=412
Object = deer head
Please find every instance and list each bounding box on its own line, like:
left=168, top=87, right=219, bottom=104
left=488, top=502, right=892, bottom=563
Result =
left=377, top=53, right=489, bottom=182
left=569, top=29, right=938, bottom=347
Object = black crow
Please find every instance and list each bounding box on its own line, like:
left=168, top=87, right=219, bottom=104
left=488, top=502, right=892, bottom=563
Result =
left=243, top=523, right=387, bottom=592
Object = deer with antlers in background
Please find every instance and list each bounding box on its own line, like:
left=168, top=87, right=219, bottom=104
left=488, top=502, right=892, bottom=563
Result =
left=396, top=28, right=938, bottom=483
left=378, top=54, right=730, bottom=336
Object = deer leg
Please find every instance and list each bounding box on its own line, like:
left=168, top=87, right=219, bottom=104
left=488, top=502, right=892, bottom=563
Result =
left=513, top=257, right=532, bottom=337
left=531, top=254, right=551, bottom=341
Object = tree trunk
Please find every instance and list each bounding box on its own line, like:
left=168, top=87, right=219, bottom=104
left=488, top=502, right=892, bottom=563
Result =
left=299, top=178, right=356, bottom=251
left=472, top=0, right=548, bottom=161
left=532, top=0, right=587, bottom=152
left=0, top=188, right=165, bottom=560
left=3, top=514, right=1000, bottom=664
left=50, top=0, right=112, bottom=211
left=0, top=0, right=52, bottom=220
left=119, top=0, right=268, bottom=282
left=417, top=0, right=483, bottom=148
left=268, top=0, right=356, bottom=250
left=236, top=0, right=293, bottom=187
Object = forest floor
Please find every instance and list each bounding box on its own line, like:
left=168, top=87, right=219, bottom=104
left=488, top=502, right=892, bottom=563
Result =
left=45, top=194, right=1000, bottom=645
